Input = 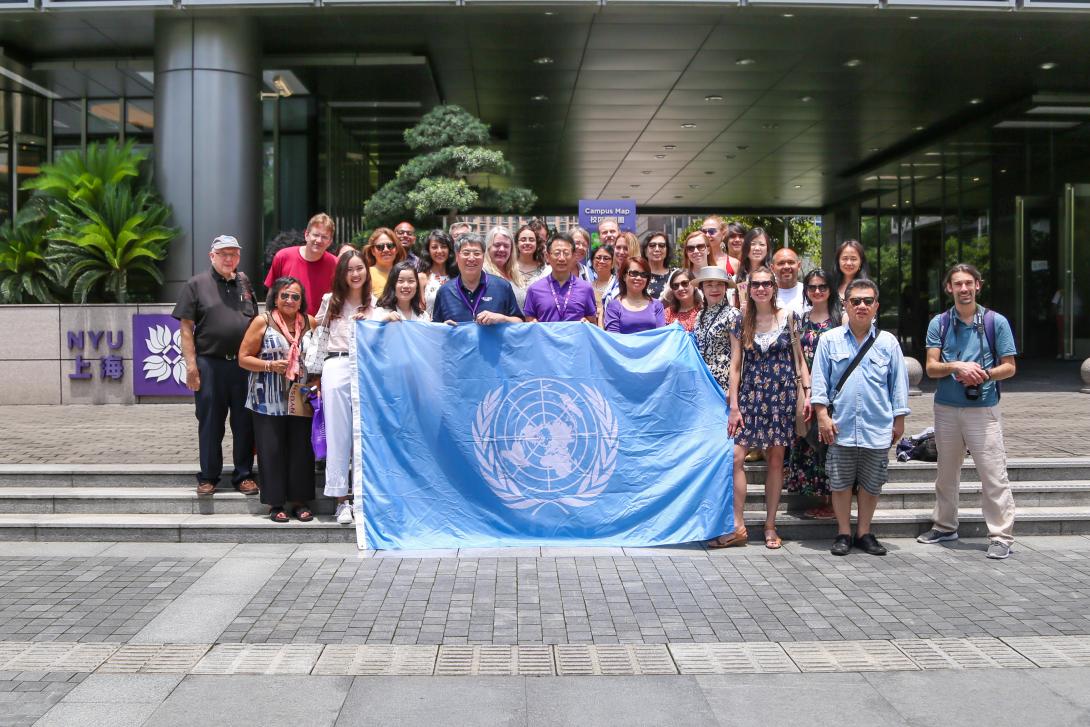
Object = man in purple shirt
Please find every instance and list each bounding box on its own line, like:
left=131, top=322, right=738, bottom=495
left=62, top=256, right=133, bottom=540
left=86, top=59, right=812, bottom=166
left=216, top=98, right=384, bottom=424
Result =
left=522, top=233, right=599, bottom=323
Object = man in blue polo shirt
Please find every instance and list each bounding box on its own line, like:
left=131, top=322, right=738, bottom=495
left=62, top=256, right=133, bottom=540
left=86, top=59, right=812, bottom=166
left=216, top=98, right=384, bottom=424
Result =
left=433, top=233, right=524, bottom=325
left=918, top=263, right=1017, bottom=559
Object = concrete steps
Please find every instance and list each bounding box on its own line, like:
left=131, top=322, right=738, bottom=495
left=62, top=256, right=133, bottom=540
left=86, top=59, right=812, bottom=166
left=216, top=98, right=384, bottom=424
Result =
left=0, top=458, right=1086, bottom=543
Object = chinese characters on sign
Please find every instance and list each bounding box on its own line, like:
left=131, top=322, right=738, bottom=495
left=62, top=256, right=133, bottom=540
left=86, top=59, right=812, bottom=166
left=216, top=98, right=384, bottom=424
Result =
left=67, top=330, right=124, bottom=381
left=577, top=199, right=638, bottom=243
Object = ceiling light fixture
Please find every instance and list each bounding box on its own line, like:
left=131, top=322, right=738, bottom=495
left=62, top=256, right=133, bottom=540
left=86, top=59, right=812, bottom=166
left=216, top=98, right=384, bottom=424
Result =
left=844, top=59, right=862, bottom=68
left=654, top=154, right=667, bottom=159
left=972, top=176, right=981, bottom=182
left=800, top=96, right=813, bottom=103
left=794, top=184, right=802, bottom=189
left=1000, top=168, right=1008, bottom=173
left=782, top=12, right=794, bottom=17
left=641, top=170, right=652, bottom=175
left=673, top=195, right=684, bottom=199
left=762, top=123, right=779, bottom=130
left=705, top=170, right=715, bottom=175
left=969, top=98, right=982, bottom=105
left=870, top=147, right=880, bottom=152
left=531, top=94, right=548, bottom=102
left=736, top=144, right=748, bottom=150
left=735, top=58, right=756, bottom=66
left=681, top=122, right=697, bottom=128
left=724, top=154, right=736, bottom=159
left=689, top=184, right=701, bottom=189
left=914, top=125, right=925, bottom=131
left=908, top=15, right=919, bottom=20
left=533, top=57, right=554, bottom=65
left=704, top=94, right=724, bottom=102
left=905, top=200, right=911, bottom=204
left=630, top=184, right=640, bottom=188
left=1039, top=62, right=1057, bottom=70
left=663, top=144, right=677, bottom=150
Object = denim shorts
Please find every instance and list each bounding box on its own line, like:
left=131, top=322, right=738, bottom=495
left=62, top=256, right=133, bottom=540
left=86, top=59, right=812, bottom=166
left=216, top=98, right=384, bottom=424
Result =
left=826, top=445, right=889, bottom=496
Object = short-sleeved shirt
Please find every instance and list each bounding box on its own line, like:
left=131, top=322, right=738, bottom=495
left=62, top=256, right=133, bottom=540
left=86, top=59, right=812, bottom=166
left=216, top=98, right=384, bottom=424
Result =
left=432, top=272, right=524, bottom=323
left=926, top=306, right=1016, bottom=408
left=264, top=246, right=338, bottom=316
left=522, top=275, right=599, bottom=322
left=604, top=298, right=666, bottom=334
left=172, top=268, right=257, bottom=357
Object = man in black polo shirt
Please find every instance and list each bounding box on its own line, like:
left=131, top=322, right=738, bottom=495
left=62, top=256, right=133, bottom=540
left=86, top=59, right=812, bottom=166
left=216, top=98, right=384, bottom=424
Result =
left=173, top=235, right=259, bottom=496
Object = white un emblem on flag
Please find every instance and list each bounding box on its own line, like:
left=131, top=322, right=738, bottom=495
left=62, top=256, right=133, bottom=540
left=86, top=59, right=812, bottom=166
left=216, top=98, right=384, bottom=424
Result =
left=473, top=378, right=619, bottom=513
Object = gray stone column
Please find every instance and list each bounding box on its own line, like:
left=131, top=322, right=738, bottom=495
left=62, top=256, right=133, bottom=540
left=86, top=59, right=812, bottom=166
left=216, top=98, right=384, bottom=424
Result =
left=154, top=17, right=261, bottom=298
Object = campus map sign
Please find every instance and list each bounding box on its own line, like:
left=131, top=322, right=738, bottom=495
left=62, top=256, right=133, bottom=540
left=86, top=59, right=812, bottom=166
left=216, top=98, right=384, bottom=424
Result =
left=352, top=321, right=733, bottom=550
left=578, top=199, right=637, bottom=234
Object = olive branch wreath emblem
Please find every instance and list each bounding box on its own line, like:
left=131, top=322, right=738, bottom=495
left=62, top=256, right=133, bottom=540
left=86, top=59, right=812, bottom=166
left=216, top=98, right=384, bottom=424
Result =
left=472, top=384, right=619, bottom=514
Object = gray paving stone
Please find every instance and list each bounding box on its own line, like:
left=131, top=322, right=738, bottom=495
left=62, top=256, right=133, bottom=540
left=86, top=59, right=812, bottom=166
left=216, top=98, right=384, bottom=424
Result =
left=33, top=702, right=160, bottom=727
left=336, top=676, right=525, bottom=726
left=526, top=676, right=715, bottom=727
left=142, top=675, right=351, bottom=727
left=129, top=595, right=251, bottom=644
left=61, top=673, right=183, bottom=703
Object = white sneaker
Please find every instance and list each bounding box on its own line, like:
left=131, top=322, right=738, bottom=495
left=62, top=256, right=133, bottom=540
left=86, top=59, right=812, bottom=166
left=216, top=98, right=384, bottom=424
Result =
left=335, top=502, right=354, bottom=525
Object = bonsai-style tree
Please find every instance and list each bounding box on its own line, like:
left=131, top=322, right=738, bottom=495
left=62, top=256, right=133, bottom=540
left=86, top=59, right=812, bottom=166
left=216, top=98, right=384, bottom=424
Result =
left=364, top=105, right=537, bottom=227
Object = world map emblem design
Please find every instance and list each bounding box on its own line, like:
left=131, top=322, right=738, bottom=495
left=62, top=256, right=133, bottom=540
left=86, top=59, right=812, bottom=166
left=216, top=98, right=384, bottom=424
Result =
left=472, top=378, right=619, bottom=513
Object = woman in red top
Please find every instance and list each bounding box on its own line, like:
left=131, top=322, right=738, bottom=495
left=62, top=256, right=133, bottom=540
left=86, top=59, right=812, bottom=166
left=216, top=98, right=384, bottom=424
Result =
left=663, top=269, right=702, bottom=331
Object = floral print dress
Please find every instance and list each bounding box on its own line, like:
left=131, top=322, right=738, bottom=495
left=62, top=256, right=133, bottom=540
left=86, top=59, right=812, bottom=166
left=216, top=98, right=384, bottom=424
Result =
left=785, top=314, right=836, bottom=496
left=693, top=302, right=740, bottom=394
left=730, top=312, right=802, bottom=449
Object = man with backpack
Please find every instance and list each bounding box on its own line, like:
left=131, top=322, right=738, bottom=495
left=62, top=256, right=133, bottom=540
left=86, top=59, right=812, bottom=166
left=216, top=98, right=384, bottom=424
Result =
left=918, top=263, right=1018, bottom=559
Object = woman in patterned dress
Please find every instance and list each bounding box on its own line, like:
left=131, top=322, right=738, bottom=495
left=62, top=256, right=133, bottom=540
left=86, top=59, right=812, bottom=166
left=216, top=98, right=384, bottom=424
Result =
left=785, top=269, right=841, bottom=518
left=726, top=267, right=811, bottom=549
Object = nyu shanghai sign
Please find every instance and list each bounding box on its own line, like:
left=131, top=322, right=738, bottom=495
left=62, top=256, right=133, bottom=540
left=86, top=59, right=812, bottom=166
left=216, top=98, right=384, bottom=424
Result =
left=353, top=321, right=733, bottom=550
left=578, top=199, right=637, bottom=235
left=132, top=314, right=191, bottom=397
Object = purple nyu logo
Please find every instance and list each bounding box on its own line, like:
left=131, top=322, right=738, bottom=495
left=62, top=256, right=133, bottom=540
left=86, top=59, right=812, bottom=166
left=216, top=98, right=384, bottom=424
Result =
left=132, top=314, right=192, bottom=397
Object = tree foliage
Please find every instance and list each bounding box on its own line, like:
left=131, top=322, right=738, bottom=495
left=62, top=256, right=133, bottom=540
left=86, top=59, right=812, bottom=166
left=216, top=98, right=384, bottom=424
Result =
left=364, top=105, right=536, bottom=227
left=0, top=202, right=62, bottom=303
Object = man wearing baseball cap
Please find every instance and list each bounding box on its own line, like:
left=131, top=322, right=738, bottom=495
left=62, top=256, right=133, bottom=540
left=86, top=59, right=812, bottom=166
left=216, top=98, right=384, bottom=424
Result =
left=172, top=235, right=259, bottom=497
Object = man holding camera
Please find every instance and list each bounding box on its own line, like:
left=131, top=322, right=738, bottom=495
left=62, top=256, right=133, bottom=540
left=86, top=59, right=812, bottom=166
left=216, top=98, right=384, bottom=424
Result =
left=918, top=263, right=1017, bottom=559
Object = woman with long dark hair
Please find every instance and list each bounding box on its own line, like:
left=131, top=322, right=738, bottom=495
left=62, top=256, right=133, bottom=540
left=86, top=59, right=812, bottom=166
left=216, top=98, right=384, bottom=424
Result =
left=831, top=239, right=870, bottom=310
left=314, top=252, right=373, bottom=524
left=725, top=266, right=811, bottom=549
left=735, top=227, right=773, bottom=314
left=641, top=231, right=675, bottom=299
left=604, top=257, right=666, bottom=334
left=373, top=260, right=430, bottom=322
left=785, top=268, right=840, bottom=518
left=419, top=229, right=456, bottom=315
left=515, top=223, right=547, bottom=287
left=238, top=276, right=318, bottom=523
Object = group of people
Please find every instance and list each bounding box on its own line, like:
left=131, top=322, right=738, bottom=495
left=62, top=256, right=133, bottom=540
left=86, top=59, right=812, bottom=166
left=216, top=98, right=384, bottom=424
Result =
left=173, top=211, right=1018, bottom=559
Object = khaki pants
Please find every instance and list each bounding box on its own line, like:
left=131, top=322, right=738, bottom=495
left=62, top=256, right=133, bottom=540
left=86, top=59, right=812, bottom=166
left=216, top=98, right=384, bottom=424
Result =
left=932, top=403, right=1015, bottom=545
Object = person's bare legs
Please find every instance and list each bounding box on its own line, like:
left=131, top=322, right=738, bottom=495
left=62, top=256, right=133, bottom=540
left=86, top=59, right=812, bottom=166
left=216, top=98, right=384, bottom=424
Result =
left=764, top=445, right=785, bottom=547
left=855, top=489, right=880, bottom=535
left=733, top=443, right=748, bottom=532
left=831, top=489, right=853, bottom=535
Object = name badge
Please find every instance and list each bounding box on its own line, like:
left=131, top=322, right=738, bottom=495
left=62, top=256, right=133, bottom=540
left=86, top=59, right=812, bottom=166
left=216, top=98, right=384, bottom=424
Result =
left=483, top=297, right=493, bottom=302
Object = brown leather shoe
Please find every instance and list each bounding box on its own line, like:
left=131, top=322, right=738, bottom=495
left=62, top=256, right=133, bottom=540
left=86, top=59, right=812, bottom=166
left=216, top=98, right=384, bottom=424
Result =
left=237, top=479, right=259, bottom=496
left=196, top=481, right=217, bottom=496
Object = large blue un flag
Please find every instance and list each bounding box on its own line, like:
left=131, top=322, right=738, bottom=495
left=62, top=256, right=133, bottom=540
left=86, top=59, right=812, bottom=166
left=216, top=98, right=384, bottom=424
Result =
left=353, top=321, right=733, bottom=549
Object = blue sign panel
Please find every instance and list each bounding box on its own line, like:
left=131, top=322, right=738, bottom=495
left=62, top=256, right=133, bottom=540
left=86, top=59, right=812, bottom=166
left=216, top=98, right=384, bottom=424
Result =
left=578, top=199, right=637, bottom=234
left=353, top=321, right=733, bottom=550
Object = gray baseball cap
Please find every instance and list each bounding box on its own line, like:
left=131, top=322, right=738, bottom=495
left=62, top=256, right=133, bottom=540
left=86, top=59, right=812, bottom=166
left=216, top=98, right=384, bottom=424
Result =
left=210, top=235, right=241, bottom=252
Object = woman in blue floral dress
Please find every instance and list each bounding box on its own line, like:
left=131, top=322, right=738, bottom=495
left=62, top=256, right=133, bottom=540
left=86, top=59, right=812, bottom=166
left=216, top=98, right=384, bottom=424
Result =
left=725, top=267, right=811, bottom=549
left=785, top=269, right=841, bottom=518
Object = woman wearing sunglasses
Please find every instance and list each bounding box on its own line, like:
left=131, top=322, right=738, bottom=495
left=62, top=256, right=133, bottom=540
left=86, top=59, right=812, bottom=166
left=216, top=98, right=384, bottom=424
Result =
left=590, top=245, right=616, bottom=325
left=722, top=267, right=811, bottom=550
left=785, top=269, right=841, bottom=519
left=239, top=276, right=319, bottom=523
left=364, top=227, right=407, bottom=302
left=640, top=231, right=676, bottom=299
left=604, top=257, right=666, bottom=334
left=683, top=230, right=717, bottom=278
left=662, top=269, right=703, bottom=332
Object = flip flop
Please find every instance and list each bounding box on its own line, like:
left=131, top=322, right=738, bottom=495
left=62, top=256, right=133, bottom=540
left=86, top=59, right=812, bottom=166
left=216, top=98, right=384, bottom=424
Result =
left=764, top=528, right=782, bottom=549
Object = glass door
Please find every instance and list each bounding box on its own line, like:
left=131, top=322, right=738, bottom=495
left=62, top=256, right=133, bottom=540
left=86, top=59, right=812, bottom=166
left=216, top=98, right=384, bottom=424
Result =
left=1062, top=185, right=1090, bottom=359
left=1014, top=195, right=1061, bottom=358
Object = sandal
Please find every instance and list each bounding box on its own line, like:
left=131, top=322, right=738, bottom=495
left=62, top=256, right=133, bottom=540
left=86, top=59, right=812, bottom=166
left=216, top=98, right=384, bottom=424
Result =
left=764, top=528, right=782, bottom=549
left=292, top=507, right=314, bottom=522
left=803, top=506, right=835, bottom=520
left=270, top=507, right=289, bottom=523
left=707, top=528, right=748, bottom=549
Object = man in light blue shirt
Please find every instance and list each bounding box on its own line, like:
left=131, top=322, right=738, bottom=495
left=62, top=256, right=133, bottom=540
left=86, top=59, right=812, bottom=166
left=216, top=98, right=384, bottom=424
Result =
left=918, top=263, right=1017, bottom=560
left=811, top=279, right=909, bottom=557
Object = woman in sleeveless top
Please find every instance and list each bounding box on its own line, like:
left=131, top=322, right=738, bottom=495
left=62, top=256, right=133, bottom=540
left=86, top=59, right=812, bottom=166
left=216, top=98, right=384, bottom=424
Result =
left=239, top=276, right=318, bottom=523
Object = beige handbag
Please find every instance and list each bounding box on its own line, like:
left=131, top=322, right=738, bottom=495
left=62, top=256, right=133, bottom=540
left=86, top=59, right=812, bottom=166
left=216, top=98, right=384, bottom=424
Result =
left=788, top=316, right=809, bottom=438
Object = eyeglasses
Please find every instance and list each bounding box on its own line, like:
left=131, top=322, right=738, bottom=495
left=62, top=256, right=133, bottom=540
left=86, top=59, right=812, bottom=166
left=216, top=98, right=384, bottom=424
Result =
left=646, top=242, right=667, bottom=249
left=278, top=292, right=302, bottom=302
left=848, top=296, right=877, bottom=307
left=626, top=270, right=651, bottom=279
left=806, top=284, right=829, bottom=293
left=670, top=280, right=691, bottom=290
left=395, top=229, right=414, bottom=237
left=749, top=280, right=775, bottom=289
left=686, top=243, right=708, bottom=253
left=373, top=242, right=397, bottom=251
left=593, top=255, right=612, bottom=263
left=700, top=228, right=719, bottom=236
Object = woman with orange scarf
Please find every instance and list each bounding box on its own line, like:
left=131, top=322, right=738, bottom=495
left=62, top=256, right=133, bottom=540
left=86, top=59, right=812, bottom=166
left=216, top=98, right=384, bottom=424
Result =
left=239, top=276, right=319, bottom=523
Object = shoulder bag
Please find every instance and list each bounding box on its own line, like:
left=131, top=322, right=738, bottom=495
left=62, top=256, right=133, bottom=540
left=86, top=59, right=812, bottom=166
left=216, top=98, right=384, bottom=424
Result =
left=787, top=314, right=809, bottom=438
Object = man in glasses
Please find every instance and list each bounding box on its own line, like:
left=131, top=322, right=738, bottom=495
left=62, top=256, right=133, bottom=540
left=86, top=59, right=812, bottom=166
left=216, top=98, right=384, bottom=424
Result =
left=433, top=233, right=524, bottom=325
left=263, top=212, right=338, bottom=316
left=394, top=221, right=419, bottom=266
left=811, top=279, right=909, bottom=557
left=522, top=232, right=599, bottom=324
left=173, top=235, right=259, bottom=497
left=919, top=263, right=1017, bottom=560
left=772, top=247, right=805, bottom=316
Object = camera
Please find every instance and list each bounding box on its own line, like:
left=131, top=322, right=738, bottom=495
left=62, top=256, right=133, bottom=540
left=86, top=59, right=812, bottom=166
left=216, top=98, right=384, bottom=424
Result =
left=964, top=384, right=980, bottom=401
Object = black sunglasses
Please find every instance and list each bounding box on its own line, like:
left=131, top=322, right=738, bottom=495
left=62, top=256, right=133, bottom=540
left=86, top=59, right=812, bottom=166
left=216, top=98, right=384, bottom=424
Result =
left=626, top=270, right=651, bottom=279
left=670, top=279, right=691, bottom=290
left=806, top=284, right=829, bottom=293
left=749, top=280, right=775, bottom=289
left=278, top=292, right=302, bottom=302
left=848, top=296, right=877, bottom=306
left=373, top=242, right=397, bottom=251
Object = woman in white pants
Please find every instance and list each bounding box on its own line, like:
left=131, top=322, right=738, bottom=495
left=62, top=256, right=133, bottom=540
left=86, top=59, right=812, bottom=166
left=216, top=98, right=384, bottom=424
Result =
left=315, top=250, right=372, bottom=524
